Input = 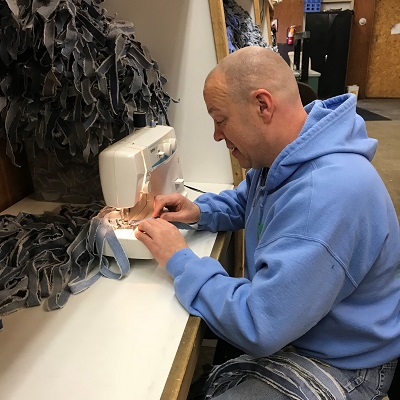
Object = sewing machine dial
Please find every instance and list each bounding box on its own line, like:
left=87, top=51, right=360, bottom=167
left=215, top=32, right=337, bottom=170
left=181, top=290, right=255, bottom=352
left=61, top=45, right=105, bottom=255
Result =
left=167, top=138, right=177, bottom=151
left=157, top=138, right=176, bottom=157
left=153, top=139, right=176, bottom=162
left=160, top=142, right=171, bottom=156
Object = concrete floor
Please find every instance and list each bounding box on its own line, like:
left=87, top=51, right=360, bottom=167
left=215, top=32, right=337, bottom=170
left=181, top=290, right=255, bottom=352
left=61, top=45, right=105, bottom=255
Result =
left=357, top=98, right=400, bottom=120
left=361, top=98, right=400, bottom=220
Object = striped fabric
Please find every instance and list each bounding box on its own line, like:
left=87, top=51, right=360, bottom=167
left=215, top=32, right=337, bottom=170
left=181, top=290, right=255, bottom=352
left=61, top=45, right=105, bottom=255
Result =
left=205, top=350, right=346, bottom=399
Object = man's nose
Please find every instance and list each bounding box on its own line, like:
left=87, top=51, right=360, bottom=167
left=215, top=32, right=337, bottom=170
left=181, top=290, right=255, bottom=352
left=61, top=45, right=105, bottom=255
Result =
left=213, top=126, right=224, bottom=142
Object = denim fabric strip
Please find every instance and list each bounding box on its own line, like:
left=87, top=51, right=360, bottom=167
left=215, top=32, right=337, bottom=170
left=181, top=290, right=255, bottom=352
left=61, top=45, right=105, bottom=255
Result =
left=270, top=352, right=345, bottom=398
left=223, top=0, right=274, bottom=53
left=66, top=215, right=104, bottom=295
left=0, top=276, right=29, bottom=316
left=205, top=351, right=346, bottom=400
left=94, top=216, right=130, bottom=280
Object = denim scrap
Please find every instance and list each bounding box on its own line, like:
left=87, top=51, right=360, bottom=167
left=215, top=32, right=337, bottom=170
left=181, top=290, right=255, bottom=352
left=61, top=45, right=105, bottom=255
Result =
left=205, top=351, right=346, bottom=400
left=0, top=202, right=130, bottom=331
left=223, top=0, right=277, bottom=53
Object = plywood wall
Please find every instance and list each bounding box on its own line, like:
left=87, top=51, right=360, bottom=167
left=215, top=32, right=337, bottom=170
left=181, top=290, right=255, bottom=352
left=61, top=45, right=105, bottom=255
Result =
left=366, top=0, right=400, bottom=97
left=346, top=0, right=377, bottom=99
left=273, top=0, right=304, bottom=44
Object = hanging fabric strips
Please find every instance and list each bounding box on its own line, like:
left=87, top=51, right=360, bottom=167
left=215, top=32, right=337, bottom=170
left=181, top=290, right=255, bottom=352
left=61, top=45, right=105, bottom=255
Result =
left=0, top=0, right=175, bottom=166
left=0, top=203, right=130, bottom=331
left=223, top=0, right=275, bottom=53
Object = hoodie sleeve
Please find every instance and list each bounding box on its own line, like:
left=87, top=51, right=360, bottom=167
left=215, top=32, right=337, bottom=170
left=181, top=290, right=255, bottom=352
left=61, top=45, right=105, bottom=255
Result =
left=166, top=236, right=348, bottom=357
left=194, top=172, right=253, bottom=232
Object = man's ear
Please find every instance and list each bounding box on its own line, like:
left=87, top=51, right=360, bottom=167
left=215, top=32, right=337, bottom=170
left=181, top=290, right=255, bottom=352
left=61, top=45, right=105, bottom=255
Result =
left=252, top=89, right=274, bottom=123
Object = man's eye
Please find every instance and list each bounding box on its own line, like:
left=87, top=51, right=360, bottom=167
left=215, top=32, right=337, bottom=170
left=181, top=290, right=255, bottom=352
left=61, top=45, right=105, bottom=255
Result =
left=216, top=119, right=224, bottom=124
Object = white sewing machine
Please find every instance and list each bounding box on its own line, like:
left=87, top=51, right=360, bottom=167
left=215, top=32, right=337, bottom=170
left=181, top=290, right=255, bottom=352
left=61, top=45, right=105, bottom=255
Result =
left=99, top=125, right=187, bottom=259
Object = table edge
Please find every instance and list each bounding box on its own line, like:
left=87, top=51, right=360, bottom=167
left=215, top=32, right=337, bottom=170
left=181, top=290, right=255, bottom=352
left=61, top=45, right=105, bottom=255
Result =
left=161, top=230, right=232, bottom=400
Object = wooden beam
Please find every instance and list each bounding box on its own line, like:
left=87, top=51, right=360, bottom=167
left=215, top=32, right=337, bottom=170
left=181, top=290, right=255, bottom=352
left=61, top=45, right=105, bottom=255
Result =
left=208, top=0, right=246, bottom=279
left=264, top=0, right=273, bottom=46
left=208, top=0, right=246, bottom=186
left=230, top=154, right=246, bottom=186
left=253, top=0, right=261, bottom=27
left=208, top=0, right=229, bottom=63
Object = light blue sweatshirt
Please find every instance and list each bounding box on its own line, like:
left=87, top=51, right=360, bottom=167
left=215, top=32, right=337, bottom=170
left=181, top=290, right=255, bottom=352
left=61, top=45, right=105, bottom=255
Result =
left=166, top=94, right=400, bottom=369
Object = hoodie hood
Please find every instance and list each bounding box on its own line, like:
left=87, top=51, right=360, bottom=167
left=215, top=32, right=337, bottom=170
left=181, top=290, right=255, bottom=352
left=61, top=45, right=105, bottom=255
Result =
left=267, top=94, right=377, bottom=191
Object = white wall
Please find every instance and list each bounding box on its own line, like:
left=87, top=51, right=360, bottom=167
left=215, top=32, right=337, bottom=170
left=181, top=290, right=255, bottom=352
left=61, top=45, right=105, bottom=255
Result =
left=321, top=0, right=354, bottom=11
left=102, top=0, right=233, bottom=185
left=235, top=0, right=256, bottom=20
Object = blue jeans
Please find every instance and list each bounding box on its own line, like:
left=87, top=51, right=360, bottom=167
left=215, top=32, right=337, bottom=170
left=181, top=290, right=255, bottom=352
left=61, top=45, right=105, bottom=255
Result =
left=205, top=351, right=398, bottom=399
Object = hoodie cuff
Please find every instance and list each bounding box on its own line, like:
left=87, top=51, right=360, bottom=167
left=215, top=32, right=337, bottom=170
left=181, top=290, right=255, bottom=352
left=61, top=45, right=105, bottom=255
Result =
left=166, top=248, right=199, bottom=279
left=194, top=200, right=215, bottom=228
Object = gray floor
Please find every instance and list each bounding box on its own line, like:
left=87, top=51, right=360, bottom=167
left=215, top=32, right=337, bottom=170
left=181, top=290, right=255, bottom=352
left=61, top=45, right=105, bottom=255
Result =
left=357, top=98, right=400, bottom=120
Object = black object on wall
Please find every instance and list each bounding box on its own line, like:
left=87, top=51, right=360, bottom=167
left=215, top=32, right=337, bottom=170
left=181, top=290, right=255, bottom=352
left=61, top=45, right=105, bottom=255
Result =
left=293, top=31, right=311, bottom=83
left=277, top=43, right=293, bottom=66
left=305, top=10, right=353, bottom=99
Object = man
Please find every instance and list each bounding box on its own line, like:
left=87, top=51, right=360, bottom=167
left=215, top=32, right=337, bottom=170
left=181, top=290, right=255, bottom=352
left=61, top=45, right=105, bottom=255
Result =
left=135, top=47, right=400, bottom=399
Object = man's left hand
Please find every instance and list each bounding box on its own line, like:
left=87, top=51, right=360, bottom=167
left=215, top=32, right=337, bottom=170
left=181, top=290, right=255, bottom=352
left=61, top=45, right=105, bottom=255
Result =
left=134, top=218, right=188, bottom=267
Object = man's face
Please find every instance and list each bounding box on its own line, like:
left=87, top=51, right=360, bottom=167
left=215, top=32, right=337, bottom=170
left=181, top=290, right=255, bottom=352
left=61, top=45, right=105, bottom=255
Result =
left=203, top=73, right=267, bottom=170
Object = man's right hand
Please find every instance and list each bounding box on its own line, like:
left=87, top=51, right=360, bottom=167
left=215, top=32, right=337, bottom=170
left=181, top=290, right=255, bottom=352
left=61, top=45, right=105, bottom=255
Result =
left=152, top=193, right=201, bottom=224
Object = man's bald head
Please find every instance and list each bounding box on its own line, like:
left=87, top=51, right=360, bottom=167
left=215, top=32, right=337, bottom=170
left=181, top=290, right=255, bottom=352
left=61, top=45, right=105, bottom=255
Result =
left=205, top=46, right=300, bottom=105
left=203, top=46, right=308, bottom=169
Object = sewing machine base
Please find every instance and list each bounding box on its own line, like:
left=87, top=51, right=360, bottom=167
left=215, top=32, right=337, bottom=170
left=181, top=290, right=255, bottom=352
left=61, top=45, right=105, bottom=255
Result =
left=103, top=226, right=190, bottom=259
left=103, top=228, right=154, bottom=259
left=102, top=203, right=190, bottom=260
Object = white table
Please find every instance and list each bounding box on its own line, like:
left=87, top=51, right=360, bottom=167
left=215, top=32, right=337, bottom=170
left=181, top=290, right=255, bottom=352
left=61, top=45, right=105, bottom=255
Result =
left=0, top=182, right=233, bottom=400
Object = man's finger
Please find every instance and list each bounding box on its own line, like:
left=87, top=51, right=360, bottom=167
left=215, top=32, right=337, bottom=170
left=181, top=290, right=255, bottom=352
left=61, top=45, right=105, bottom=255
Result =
left=152, top=202, right=166, bottom=217
left=137, top=218, right=172, bottom=237
left=136, top=219, right=158, bottom=235
left=134, top=228, right=152, bottom=243
left=159, top=211, right=180, bottom=222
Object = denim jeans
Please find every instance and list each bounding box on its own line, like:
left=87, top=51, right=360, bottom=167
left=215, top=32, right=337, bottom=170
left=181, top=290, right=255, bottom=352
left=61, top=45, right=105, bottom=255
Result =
left=205, top=350, right=398, bottom=400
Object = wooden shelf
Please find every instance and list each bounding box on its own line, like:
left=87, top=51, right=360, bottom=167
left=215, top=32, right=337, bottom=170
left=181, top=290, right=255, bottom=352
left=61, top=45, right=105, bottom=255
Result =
left=322, top=0, right=353, bottom=3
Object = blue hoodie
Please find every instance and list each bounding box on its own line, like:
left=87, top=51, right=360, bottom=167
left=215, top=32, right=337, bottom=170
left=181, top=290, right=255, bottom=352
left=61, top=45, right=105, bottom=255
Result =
left=166, top=94, right=400, bottom=369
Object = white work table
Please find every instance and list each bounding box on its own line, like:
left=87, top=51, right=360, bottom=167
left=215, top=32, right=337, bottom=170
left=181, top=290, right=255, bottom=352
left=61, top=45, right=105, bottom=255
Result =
left=0, top=182, right=233, bottom=400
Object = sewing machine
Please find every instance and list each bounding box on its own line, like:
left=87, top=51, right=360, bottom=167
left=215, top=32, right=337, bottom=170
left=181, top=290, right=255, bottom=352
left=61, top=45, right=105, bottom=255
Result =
left=99, top=125, right=187, bottom=259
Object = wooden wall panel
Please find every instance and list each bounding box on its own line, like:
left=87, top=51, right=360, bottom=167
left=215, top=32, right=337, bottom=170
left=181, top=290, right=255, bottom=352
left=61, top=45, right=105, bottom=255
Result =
left=366, top=0, right=400, bottom=97
left=273, top=0, right=304, bottom=44
left=346, top=0, right=377, bottom=99
left=0, top=140, right=33, bottom=212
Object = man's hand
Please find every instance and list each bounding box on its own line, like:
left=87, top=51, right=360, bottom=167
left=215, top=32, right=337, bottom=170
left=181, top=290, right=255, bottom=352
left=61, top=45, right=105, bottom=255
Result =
left=152, top=193, right=201, bottom=224
left=134, top=218, right=188, bottom=267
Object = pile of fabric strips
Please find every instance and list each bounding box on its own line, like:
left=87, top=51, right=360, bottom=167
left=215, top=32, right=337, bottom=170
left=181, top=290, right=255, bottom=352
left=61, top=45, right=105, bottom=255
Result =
left=0, top=203, right=130, bottom=331
left=0, top=0, right=174, bottom=165
left=223, top=0, right=275, bottom=53
left=1, top=0, right=176, bottom=203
